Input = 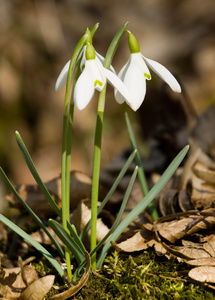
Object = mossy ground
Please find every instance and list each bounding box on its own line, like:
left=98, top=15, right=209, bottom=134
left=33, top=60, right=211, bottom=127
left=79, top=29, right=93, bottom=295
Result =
left=39, top=250, right=215, bottom=299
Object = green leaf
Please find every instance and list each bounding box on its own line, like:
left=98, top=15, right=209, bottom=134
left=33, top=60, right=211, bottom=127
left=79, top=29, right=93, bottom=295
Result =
left=104, top=22, right=128, bottom=69
left=90, top=23, right=99, bottom=36
left=93, top=166, right=138, bottom=256
left=80, top=149, right=136, bottom=240
left=67, top=223, right=86, bottom=255
left=0, top=214, right=64, bottom=277
left=15, top=131, right=62, bottom=217
left=0, top=167, right=64, bottom=259
left=49, top=219, right=85, bottom=265
left=77, top=166, right=138, bottom=276
left=97, top=145, right=189, bottom=268
left=125, top=112, right=159, bottom=220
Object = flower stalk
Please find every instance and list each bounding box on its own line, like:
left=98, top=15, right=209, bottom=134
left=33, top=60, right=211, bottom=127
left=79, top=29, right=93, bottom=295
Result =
left=90, top=88, right=106, bottom=270
left=90, top=23, right=129, bottom=270
left=61, top=34, right=88, bottom=280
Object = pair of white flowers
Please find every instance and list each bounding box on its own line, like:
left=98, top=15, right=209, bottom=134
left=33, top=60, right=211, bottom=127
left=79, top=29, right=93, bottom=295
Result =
left=55, top=31, right=181, bottom=111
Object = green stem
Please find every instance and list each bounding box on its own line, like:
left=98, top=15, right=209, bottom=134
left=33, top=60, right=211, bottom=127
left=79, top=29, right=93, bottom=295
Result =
left=61, top=35, right=87, bottom=281
left=90, top=22, right=129, bottom=270
left=90, top=87, right=106, bottom=270
left=61, top=111, right=72, bottom=279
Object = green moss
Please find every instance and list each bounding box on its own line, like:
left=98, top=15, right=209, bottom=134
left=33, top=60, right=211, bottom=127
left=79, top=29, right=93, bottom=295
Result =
left=38, top=250, right=215, bottom=299
left=74, top=250, right=215, bottom=300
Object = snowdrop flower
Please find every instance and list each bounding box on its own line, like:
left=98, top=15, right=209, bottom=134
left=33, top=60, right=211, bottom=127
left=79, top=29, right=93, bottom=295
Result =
left=55, top=28, right=115, bottom=91
left=73, top=43, right=132, bottom=110
left=115, top=32, right=181, bottom=111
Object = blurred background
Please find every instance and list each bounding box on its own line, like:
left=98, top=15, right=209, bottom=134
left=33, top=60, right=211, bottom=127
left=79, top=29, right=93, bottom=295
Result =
left=0, top=0, right=215, bottom=186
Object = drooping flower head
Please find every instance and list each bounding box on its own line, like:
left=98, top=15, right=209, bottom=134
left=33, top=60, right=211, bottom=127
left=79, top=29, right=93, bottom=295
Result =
left=55, top=27, right=115, bottom=92
left=114, top=31, right=181, bottom=111
left=73, top=43, right=133, bottom=110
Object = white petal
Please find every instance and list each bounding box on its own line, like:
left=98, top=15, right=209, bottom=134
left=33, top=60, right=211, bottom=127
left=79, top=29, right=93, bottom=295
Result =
left=115, top=55, right=147, bottom=111
left=95, top=51, right=116, bottom=73
left=90, top=60, right=106, bottom=92
left=73, top=62, right=95, bottom=110
left=103, top=67, right=133, bottom=105
left=55, top=60, right=70, bottom=91
left=132, top=53, right=151, bottom=80
left=143, top=56, right=181, bottom=93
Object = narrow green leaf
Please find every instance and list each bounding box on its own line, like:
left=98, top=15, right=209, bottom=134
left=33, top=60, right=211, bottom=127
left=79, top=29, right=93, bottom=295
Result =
left=67, top=223, right=86, bottom=255
left=90, top=23, right=99, bottom=36
left=97, top=145, right=189, bottom=268
left=80, top=149, right=136, bottom=240
left=15, top=131, right=61, bottom=217
left=0, top=214, right=64, bottom=277
left=77, top=166, right=138, bottom=276
left=92, top=166, right=138, bottom=256
left=104, top=22, right=128, bottom=69
left=0, top=167, right=64, bottom=259
left=49, top=219, right=85, bottom=265
left=125, top=112, right=159, bottom=220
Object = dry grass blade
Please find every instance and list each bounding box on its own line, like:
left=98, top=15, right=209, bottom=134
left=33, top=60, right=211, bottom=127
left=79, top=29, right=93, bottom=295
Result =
left=48, top=251, right=91, bottom=300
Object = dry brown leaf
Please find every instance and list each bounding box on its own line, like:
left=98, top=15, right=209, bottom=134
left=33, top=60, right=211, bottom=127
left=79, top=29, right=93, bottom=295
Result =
left=169, top=245, right=210, bottom=260
left=70, top=200, right=110, bottom=250
left=48, top=252, right=91, bottom=300
left=181, top=148, right=215, bottom=210
left=158, top=215, right=215, bottom=243
left=193, top=161, right=215, bottom=184
left=184, top=257, right=215, bottom=266
left=30, top=226, right=63, bottom=247
left=202, top=235, right=215, bottom=257
left=0, top=264, right=38, bottom=299
left=191, top=175, right=215, bottom=209
left=188, top=266, right=215, bottom=283
left=6, top=171, right=106, bottom=218
left=18, top=275, right=55, bottom=300
left=111, top=228, right=166, bottom=255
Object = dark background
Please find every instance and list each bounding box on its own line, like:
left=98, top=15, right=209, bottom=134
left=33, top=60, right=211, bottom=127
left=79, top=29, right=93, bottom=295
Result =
left=0, top=0, right=214, bottom=187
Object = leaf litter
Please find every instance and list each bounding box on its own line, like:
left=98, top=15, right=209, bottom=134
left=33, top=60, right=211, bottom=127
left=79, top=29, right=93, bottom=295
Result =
left=2, top=105, right=215, bottom=296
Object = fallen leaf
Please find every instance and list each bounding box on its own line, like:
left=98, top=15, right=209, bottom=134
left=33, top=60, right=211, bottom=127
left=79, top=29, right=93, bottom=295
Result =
left=193, top=160, right=215, bottom=184
left=188, top=266, right=215, bottom=283
left=0, top=264, right=38, bottom=299
left=202, top=235, right=215, bottom=257
left=48, top=251, right=91, bottom=299
left=158, top=215, right=215, bottom=244
left=111, top=228, right=166, bottom=255
left=70, top=200, right=110, bottom=250
left=7, top=171, right=106, bottom=218
left=184, top=257, right=215, bottom=266
left=18, top=275, right=55, bottom=300
left=169, top=245, right=210, bottom=260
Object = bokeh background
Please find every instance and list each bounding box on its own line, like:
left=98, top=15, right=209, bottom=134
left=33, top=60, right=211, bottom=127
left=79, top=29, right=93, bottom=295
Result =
left=0, top=0, right=215, bottom=187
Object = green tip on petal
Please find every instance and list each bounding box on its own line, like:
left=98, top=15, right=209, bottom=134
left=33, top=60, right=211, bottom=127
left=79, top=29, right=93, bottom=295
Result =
left=144, top=72, right=151, bottom=80
left=86, top=43, right=96, bottom=60
left=94, top=79, right=103, bottom=87
left=128, top=32, right=140, bottom=54
left=85, top=28, right=93, bottom=44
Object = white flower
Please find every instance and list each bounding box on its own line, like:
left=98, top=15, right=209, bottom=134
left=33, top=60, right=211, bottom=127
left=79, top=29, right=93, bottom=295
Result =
left=73, top=57, right=132, bottom=110
left=114, top=50, right=181, bottom=111
left=55, top=46, right=115, bottom=91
